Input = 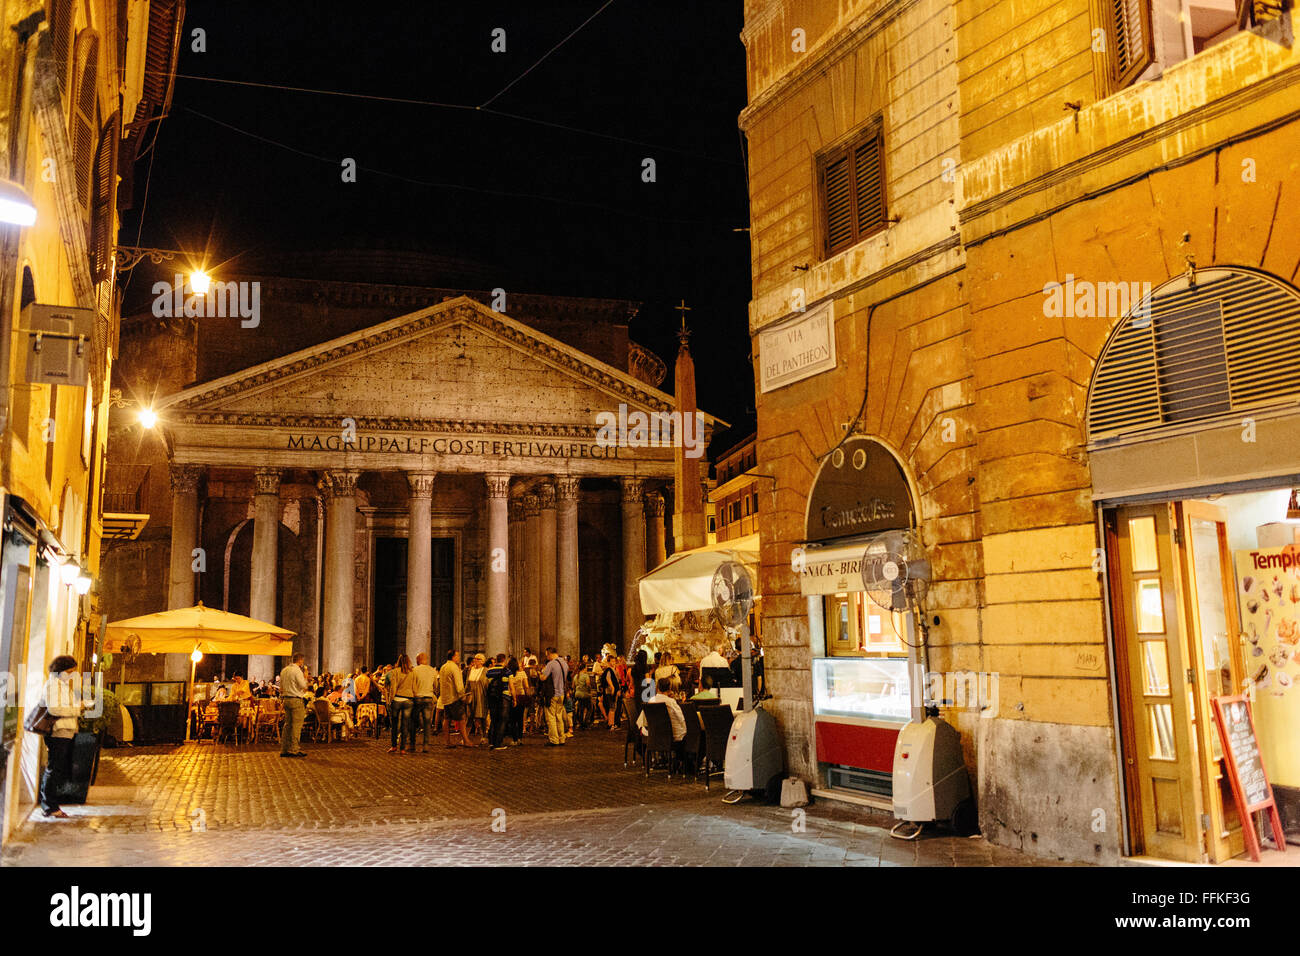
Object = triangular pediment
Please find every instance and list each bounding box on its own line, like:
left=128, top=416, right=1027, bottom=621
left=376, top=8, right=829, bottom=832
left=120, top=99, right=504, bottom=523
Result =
left=161, top=297, right=704, bottom=436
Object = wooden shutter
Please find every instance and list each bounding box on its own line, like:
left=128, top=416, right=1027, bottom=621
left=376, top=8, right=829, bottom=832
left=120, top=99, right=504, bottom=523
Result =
left=90, top=112, right=120, bottom=286
left=1110, top=0, right=1153, bottom=88
left=820, top=122, right=888, bottom=258
left=72, top=31, right=100, bottom=220
left=855, top=133, right=886, bottom=238
left=822, top=150, right=854, bottom=256
left=50, top=0, right=75, bottom=97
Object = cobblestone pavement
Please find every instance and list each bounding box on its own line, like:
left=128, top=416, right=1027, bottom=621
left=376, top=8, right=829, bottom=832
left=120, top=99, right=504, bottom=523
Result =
left=2, top=727, right=1075, bottom=867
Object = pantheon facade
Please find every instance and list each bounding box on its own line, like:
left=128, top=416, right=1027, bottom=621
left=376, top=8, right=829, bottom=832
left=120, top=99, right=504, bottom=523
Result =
left=102, top=265, right=716, bottom=682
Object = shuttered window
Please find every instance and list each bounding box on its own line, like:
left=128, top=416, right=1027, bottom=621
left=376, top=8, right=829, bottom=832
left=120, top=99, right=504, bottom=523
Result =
left=1108, top=0, right=1153, bottom=88
left=72, top=31, right=100, bottom=223
left=817, top=124, right=888, bottom=258
left=49, top=0, right=75, bottom=97
left=1087, top=269, right=1300, bottom=443
left=90, top=112, right=120, bottom=286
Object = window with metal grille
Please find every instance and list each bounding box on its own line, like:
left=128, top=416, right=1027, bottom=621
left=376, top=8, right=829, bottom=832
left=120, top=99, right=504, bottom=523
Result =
left=1106, top=0, right=1153, bottom=88
left=817, top=123, right=887, bottom=258
left=1086, top=268, right=1300, bottom=444
left=49, top=0, right=75, bottom=97
left=71, top=31, right=99, bottom=223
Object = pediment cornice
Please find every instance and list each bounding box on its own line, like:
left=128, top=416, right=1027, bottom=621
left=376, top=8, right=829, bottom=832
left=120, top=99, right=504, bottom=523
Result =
left=164, top=298, right=683, bottom=417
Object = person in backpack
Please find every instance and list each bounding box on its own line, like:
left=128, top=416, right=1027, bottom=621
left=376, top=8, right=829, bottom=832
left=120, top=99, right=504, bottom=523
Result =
left=486, top=654, right=511, bottom=750
left=505, top=657, right=528, bottom=746
left=539, top=648, right=568, bottom=746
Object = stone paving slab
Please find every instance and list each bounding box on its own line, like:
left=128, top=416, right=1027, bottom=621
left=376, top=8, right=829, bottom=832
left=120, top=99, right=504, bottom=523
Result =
left=2, top=726, right=1078, bottom=867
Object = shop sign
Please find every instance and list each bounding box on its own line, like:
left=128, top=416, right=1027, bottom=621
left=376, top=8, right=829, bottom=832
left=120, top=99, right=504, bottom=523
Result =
left=799, top=545, right=864, bottom=595
left=805, top=437, right=914, bottom=542
left=759, top=301, right=836, bottom=393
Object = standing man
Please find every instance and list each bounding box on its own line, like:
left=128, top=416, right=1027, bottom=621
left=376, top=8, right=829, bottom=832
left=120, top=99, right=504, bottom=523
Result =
left=279, top=653, right=309, bottom=758
left=412, top=652, right=439, bottom=753
left=485, top=654, right=511, bottom=751
left=540, top=647, right=568, bottom=747
left=439, top=649, right=474, bottom=748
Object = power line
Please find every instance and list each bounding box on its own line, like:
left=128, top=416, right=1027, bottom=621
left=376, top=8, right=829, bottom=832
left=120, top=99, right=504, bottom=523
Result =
left=146, top=69, right=738, bottom=166
left=179, top=107, right=740, bottom=227
left=479, top=0, right=617, bottom=108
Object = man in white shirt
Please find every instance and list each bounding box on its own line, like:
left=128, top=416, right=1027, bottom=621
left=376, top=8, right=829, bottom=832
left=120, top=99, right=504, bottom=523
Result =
left=636, top=676, right=686, bottom=742
left=411, top=653, right=439, bottom=752
left=279, top=654, right=309, bottom=758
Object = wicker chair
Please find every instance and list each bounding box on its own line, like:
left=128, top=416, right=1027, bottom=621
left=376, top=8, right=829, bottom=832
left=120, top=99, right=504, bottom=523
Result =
left=214, top=701, right=242, bottom=745
left=254, top=699, right=282, bottom=741
left=311, top=699, right=337, bottom=743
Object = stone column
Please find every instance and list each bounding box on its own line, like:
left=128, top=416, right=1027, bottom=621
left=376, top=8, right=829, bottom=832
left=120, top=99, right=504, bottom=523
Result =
left=538, top=480, right=557, bottom=647
left=556, top=476, right=580, bottom=661
left=247, top=468, right=282, bottom=683
left=508, top=497, right=525, bottom=658
left=322, top=470, right=360, bottom=675
left=483, top=473, right=511, bottom=659
left=166, top=464, right=203, bottom=679
left=645, top=490, right=667, bottom=569
left=405, top=472, right=436, bottom=661
left=620, top=477, right=646, bottom=647
left=522, top=493, right=541, bottom=655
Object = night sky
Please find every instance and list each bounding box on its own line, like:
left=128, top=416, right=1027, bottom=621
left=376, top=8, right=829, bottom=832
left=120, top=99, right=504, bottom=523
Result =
left=119, top=0, right=754, bottom=433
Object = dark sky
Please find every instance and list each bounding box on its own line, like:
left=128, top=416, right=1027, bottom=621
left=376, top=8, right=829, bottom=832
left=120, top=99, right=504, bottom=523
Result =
left=120, top=0, right=754, bottom=432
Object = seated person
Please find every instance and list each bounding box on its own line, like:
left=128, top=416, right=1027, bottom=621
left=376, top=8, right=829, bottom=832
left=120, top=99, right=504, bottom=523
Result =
left=691, top=674, right=719, bottom=701
left=229, top=675, right=252, bottom=701
left=318, top=688, right=356, bottom=738
left=636, top=677, right=686, bottom=742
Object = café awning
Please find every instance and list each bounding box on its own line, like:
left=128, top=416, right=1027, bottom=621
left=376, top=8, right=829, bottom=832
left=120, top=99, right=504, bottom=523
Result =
left=638, top=533, right=760, bottom=615
left=104, top=602, right=295, bottom=656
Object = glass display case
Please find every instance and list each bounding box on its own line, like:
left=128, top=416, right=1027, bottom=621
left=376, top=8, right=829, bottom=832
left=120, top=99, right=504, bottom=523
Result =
left=812, top=656, right=911, bottom=722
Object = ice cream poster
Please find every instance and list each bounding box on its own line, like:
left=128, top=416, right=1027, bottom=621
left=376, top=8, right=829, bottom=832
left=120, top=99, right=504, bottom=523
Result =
left=1234, top=546, right=1300, bottom=787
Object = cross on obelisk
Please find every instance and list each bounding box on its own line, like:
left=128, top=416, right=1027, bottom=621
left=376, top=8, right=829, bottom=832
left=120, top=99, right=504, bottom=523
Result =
left=675, top=299, right=691, bottom=343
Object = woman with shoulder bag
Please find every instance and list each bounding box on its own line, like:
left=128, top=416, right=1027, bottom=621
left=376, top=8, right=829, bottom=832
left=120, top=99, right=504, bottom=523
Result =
left=28, top=655, right=84, bottom=818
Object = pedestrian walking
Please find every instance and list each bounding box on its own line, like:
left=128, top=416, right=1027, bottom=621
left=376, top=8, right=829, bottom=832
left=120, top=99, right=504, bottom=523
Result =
left=600, top=658, right=621, bottom=730
left=30, top=655, right=84, bottom=817
left=467, top=653, right=489, bottom=735
left=573, top=664, right=593, bottom=729
left=279, top=653, right=310, bottom=758
left=386, top=654, right=417, bottom=754
left=411, top=652, right=439, bottom=752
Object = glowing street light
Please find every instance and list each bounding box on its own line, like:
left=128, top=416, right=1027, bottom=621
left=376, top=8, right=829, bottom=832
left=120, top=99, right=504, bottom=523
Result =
left=0, top=178, right=36, bottom=226
left=138, top=407, right=157, bottom=429
left=59, top=559, right=80, bottom=586
left=189, top=270, right=211, bottom=295
left=73, top=564, right=93, bottom=595
left=190, top=647, right=203, bottom=663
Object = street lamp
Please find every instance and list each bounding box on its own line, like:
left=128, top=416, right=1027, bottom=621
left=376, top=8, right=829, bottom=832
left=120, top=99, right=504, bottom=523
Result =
left=0, top=178, right=36, bottom=226
left=138, top=407, right=157, bottom=429
left=186, top=646, right=204, bottom=742
left=73, top=564, right=93, bottom=595
left=189, top=270, right=211, bottom=295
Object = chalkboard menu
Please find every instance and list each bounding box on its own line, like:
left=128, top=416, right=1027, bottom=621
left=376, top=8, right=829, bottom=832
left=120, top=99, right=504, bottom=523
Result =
left=1215, top=697, right=1269, bottom=807
left=1211, top=694, right=1287, bottom=862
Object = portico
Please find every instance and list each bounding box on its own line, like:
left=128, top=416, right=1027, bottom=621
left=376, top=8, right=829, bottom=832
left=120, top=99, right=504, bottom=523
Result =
left=150, top=296, right=714, bottom=672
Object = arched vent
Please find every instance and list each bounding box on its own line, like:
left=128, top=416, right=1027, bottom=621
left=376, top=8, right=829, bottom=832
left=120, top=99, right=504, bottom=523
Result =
left=1087, top=268, right=1300, bottom=444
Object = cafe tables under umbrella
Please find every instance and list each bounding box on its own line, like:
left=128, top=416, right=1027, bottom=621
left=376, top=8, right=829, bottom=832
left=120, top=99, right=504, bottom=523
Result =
left=104, top=602, right=295, bottom=740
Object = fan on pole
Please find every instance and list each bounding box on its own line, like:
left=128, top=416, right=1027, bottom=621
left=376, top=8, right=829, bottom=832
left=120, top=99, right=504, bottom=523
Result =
left=861, top=529, right=930, bottom=622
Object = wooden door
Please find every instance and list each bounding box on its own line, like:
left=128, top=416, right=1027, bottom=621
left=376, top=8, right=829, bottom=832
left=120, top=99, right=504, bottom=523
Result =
left=1177, top=501, right=1247, bottom=862
left=1113, top=504, right=1205, bottom=861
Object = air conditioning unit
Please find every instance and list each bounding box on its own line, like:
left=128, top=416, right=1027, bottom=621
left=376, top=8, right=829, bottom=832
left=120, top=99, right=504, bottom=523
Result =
left=20, top=303, right=93, bottom=387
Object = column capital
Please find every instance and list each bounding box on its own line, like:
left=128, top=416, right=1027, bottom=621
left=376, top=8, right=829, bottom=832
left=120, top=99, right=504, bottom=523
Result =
left=522, top=493, right=540, bottom=518
left=620, top=476, right=645, bottom=503
left=252, top=468, right=282, bottom=497
left=508, top=497, right=525, bottom=523
left=537, top=480, right=556, bottom=509
left=322, top=470, right=361, bottom=497
left=555, top=475, right=581, bottom=501
left=643, top=490, right=665, bottom=517
left=169, top=463, right=203, bottom=495
left=484, top=472, right=512, bottom=499
left=407, top=471, right=437, bottom=498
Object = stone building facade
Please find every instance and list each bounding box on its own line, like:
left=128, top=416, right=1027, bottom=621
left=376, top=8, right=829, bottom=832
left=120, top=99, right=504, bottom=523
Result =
left=102, top=270, right=710, bottom=683
left=741, top=0, right=1300, bottom=864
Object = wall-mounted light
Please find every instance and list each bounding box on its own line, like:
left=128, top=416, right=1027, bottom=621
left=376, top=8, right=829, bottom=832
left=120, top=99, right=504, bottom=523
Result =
left=59, top=559, right=80, bottom=586
left=73, top=564, right=93, bottom=595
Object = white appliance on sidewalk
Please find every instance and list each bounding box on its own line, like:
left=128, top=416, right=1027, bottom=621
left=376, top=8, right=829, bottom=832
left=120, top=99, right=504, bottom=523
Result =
left=890, top=713, right=972, bottom=837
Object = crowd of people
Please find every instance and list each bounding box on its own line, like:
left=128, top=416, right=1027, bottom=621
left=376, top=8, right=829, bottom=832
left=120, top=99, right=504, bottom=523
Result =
left=260, top=641, right=762, bottom=758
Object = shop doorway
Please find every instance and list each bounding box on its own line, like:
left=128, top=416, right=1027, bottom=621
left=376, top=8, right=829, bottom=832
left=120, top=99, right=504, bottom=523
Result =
left=1106, top=491, right=1288, bottom=862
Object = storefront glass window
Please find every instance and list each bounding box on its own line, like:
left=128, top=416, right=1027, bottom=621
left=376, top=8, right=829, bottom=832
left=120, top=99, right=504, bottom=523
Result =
left=1129, top=516, right=1160, bottom=571
left=824, top=591, right=905, bottom=657
left=1136, top=578, right=1165, bottom=633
